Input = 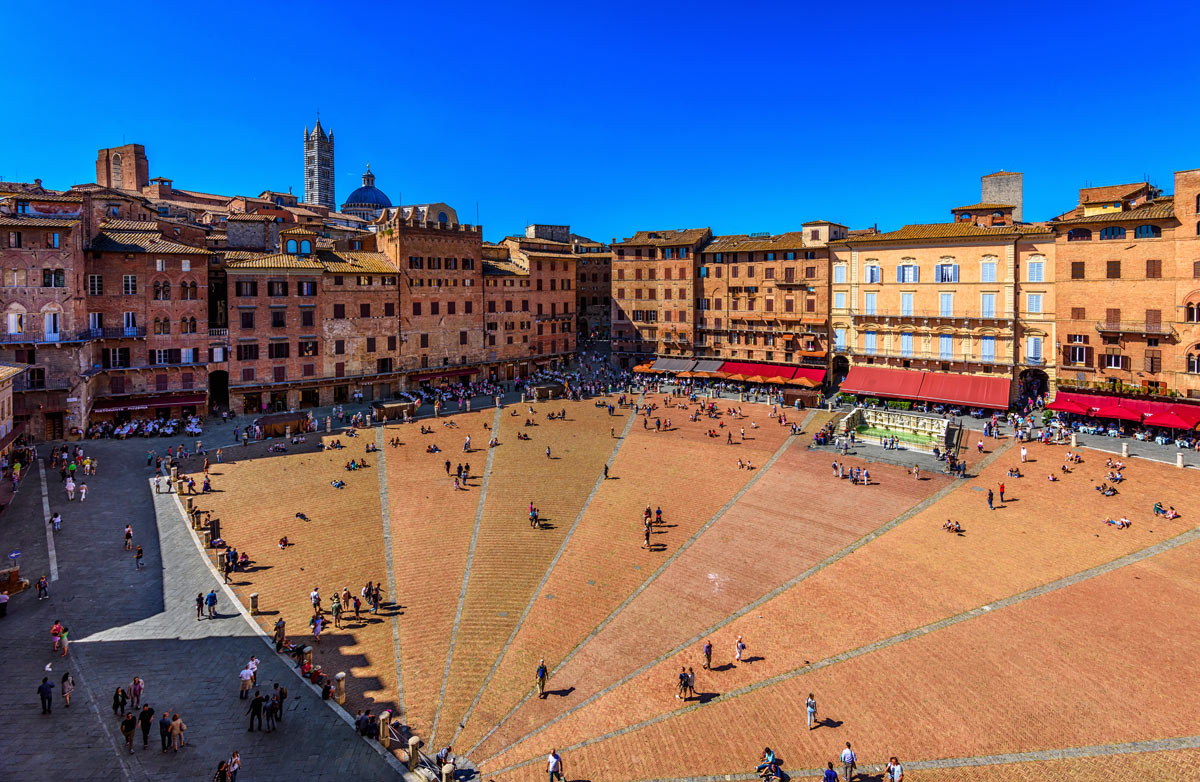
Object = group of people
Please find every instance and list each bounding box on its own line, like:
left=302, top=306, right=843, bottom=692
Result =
left=86, top=414, right=204, bottom=440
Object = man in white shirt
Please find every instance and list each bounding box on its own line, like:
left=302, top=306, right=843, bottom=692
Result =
left=840, top=742, right=857, bottom=781
left=886, top=756, right=903, bottom=781
left=547, top=748, right=564, bottom=781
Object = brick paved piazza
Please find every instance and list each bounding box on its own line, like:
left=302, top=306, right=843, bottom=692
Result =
left=7, top=393, right=1200, bottom=781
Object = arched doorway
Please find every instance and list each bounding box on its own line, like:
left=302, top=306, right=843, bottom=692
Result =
left=209, top=369, right=229, bottom=410
left=832, top=356, right=850, bottom=385
left=1019, top=368, right=1048, bottom=400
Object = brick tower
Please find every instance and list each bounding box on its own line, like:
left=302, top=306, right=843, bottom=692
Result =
left=303, top=118, right=335, bottom=210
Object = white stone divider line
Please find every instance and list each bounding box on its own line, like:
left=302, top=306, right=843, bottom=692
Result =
left=429, top=405, right=504, bottom=748
left=469, top=409, right=815, bottom=759
left=450, top=395, right=643, bottom=749
left=486, top=520, right=1200, bottom=777
left=635, top=735, right=1200, bottom=781
left=375, top=426, right=406, bottom=721
left=38, top=460, right=59, bottom=581
left=161, top=478, right=417, bottom=780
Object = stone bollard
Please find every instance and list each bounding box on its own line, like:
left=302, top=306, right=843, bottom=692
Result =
left=185, top=497, right=193, bottom=511
left=202, top=530, right=212, bottom=547
left=1178, top=452, right=1185, bottom=469
left=249, top=593, right=259, bottom=615
left=326, top=416, right=332, bottom=433
left=407, top=735, right=422, bottom=770
left=285, top=425, right=291, bottom=439
left=1122, top=442, right=1129, bottom=457
left=495, top=395, right=501, bottom=409
left=442, top=763, right=455, bottom=782
left=521, top=393, right=527, bottom=403
left=379, top=709, right=392, bottom=747
left=301, top=646, right=313, bottom=666
left=170, top=466, right=178, bottom=481
left=739, top=392, right=744, bottom=403
left=334, top=671, right=346, bottom=704
left=1070, top=433, right=1077, bottom=448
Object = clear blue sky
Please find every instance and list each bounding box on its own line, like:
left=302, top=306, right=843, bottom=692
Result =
left=3, top=1, right=1199, bottom=242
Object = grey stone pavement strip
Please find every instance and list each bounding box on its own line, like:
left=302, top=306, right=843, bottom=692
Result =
left=375, top=426, right=406, bottom=722
left=472, top=412, right=814, bottom=760
left=476, top=416, right=984, bottom=765
left=429, top=405, right=504, bottom=747
left=0, top=435, right=406, bottom=781
left=451, top=395, right=643, bottom=749
left=488, top=518, right=1200, bottom=776
left=636, top=735, right=1200, bottom=781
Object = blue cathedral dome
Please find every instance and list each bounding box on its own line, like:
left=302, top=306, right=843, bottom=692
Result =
left=341, top=165, right=392, bottom=215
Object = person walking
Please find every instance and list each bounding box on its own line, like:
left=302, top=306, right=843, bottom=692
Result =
left=170, top=713, right=187, bottom=750
left=702, top=639, right=712, bottom=670
left=159, top=711, right=172, bottom=752
left=735, top=635, right=746, bottom=663
left=138, top=704, right=155, bottom=748
left=120, top=712, right=137, bottom=753
left=840, top=742, right=858, bottom=781
left=124, top=524, right=134, bottom=551
left=61, top=672, right=74, bottom=708
left=987, top=489, right=994, bottom=510
left=196, top=593, right=204, bottom=620
left=246, top=690, right=264, bottom=732
left=206, top=590, right=218, bottom=618
left=38, top=677, right=55, bottom=714
left=547, top=749, right=565, bottom=782
left=536, top=659, right=548, bottom=699
left=885, top=756, right=904, bottom=781
left=823, top=761, right=841, bottom=781
left=998, top=482, right=1006, bottom=503
left=112, top=686, right=128, bottom=716
left=59, top=625, right=69, bottom=657
left=331, top=593, right=342, bottom=629
left=676, top=666, right=688, bottom=699
left=264, top=692, right=278, bottom=733
left=135, top=545, right=145, bottom=570
left=239, top=667, right=253, bottom=699
left=213, top=760, right=230, bottom=782
left=130, top=676, right=144, bottom=709
left=228, top=750, right=242, bottom=781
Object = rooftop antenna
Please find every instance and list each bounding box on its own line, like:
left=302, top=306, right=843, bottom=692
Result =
left=476, top=201, right=480, bottom=225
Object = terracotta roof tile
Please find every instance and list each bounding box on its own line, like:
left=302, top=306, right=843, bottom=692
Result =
left=1, top=192, right=83, bottom=203
left=91, top=229, right=208, bottom=255
left=99, top=219, right=159, bottom=231
left=1079, top=182, right=1150, bottom=204
left=0, top=216, right=79, bottom=228
left=950, top=202, right=1014, bottom=212
left=226, top=213, right=272, bottom=222
left=702, top=232, right=810, bottom=253
left=1053, top=198, right=1174, bottom=225
left=615, top=228, right=711, bottom=247
left=833, top=221, right=1049, bottom=245
left=0, top=363, right=26, bottom=384
left=223, top=249, right=397, bottom=274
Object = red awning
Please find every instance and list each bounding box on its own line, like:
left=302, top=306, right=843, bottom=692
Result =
left=1091, top=404, right=1142, bottom=422
left=91, top=393, right=206, bottom=413
left=918, top=372, right=1011, bottom=409
left=717, top=361, right=796, bottom=381
left=1144, top=411, right=1197, bottom=429
left=791, top=367, right=827, bottom=384
left=839, top=366, right=925, bottom=400
left=1046, top=391, right=1099, bottom=413
left=1169, top=404, right=1200, bottom=428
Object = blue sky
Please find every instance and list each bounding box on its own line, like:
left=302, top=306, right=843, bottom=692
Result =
left=3, top=1, right=1199, bottom=242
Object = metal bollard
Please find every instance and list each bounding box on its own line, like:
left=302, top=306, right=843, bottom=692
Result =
left=1121, top=442, right=1129, bottom=457
left=407, top=735, right=422, bottom=770
left=249, top=593, right=259, bottom=615
left=334, top=671, right=346, bottom=704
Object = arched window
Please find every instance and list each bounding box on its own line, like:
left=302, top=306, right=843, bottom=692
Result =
left=1189, top=351, right=1200, bottom=374
left=438, top=211, right=448, bottom=223
left=153, top=281, right=162, bottom=300
left=111, top=152, right=123, bottom=188
left=153, top=317, right=161, bottom=334
left=161, top=281, right=170, bottom=300
left=959, top=213, right=972, bottom=223
left=1067, top=228, right=1091, bottom=242
left=180, top=317, right=188, bottom=333
left=189, top=316, right=197, bottom=333
left=161, top=318, right=169, bottom=335
left=1100, top=226, right=1127, bottom=240
left=1196, top=194, right=1200, bottom=214
left=1188, top=305, right=1200, bottom=323
left=1135, top=225, right=1162, bottom=239
left=992, top=211, right=1004, bottom=221
left=191, top=281, right=199, bottom=299
left=299, top=240, right=311, bottom=254
left=286, top=239, right=298, bottom=254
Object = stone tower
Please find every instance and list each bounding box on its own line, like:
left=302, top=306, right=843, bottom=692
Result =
left=981, top=171, right=1023, bottom=222
left=95, top=144, right=150, bottom=192
left=303, top=118, right=335, bottom=210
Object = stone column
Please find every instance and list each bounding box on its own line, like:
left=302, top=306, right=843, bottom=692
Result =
left=1121, top=442, right=1129, bottom=457
left=407, top=736, right=422, bottom=769
left=249, top=593, right=259, bottom=615
left=326, top=417, right=331, bottom=432
left=1177, top=452, right=1184, bottom=469
left=442, top=764, right=455, bottom=782
left=378, top=709, right=391, bottom=747
left=334, top=671, right=346, bottom=704
left=1070, top=433, right=1077, bottom=448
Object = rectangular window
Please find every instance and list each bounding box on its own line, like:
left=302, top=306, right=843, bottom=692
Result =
left=5, top=313, right=23, bottom=335
left=366, top=337, right=376, bottom=353
left=1027, top=293, right=1043, bottom=314
left=900, top=292, right=914, bottom=316
left=934, top=263, right=958, bottom=283
left=939, top=292, right=953, bottom=317
left=1071, top=307, right=1086, bottom=320
left=273, top=366, right=286, bottom=382
left=298, top=281, right=317, bottom=296
left=240, top=311, right=255, bottom=329
left=181, top=259, right=191, bottom=272
left=1027, top=260, right=1044, bottom=282
left=384, top=302, right=395, bottom=316
left=864, top=265, right=881, bottom=284
left=89, top=312, right=103, bottom=331
left=981, top=335, right=996, bottom=362
left=271, top=310, right=286, bottom=328
left=123, top=275, right=137, bottom=295
left=333, top=303, right=346, bottom=319
left=298, top=340, right=317, bottom=356
left=1071, top=262, right=1085, bottom=279
left=268, top=281, right=288, bottom=297
left=1107, top=261, right=1121, bottom=279
left=939, top=334, right=953, bottom=359
left=236, top=343, right=259, bottom=361
left=980, top=262, right=996, bottom=283
left=235, top=280, right=258, bottom=297
left=241, top=367, right=256, bottom=382
left=1105, top=308, right=1121, bottom=326
left=334, top=339, right=345, bottom=354
left=900, top=332, right=914, bottom=357
left=420, top=334, right=429, bottom=348
left=863, top=331, right=876, bottom=355
left=388, top=335, right=397, bottom=351
left=834, top=328, right=846, bottom=350
left=1027, top=336, right=1043, bottom=363
left=413, top=302, right=422, bottom=316
left=980, top=293, right=996, bottom=318
left=833, top=265, right=846, bottom=284
left=459, top=331, right=467, bottom=346
left=833, top=292, right=846, bottom=309
left=88, top=274, right=103, bottom=295
left=1145, top=349, right=1162, bottom=373
left=863, top=292, right=876, bottom=316
left=267, top=342, right=289, bottom=359
left=1146, top=259, right=1162, bottom=278
left=49, top=232, right=60, bottom=249
left=301, top=309, right=315, bottom=327
left=360, top=303, right=371, bottom=318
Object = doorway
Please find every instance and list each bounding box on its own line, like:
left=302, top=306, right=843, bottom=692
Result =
left=45, top=412, right=64, bottom=440
left=209, top=369, right=229, bottom=410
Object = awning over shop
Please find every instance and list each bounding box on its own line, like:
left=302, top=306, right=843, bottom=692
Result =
left=652, top=358, right=697, bottom=372
left=1046, top=391, right=1098, bottom=413
left=791, top=367, right=827, bottom=384
left=91, top=393, right=207, bottom=414
left=839, top=366, right=925, bottom=400
left=692, top=359, right=724, bottom=373
left=410, top=368, right=477, bottom=382
left=718, top=361, right=796, bottom=381
left=1092, top=404, right=1142, bottom=421
left=1143, top=411, right=1196, bottom=429
left=918, top=372, right=1011, bottom=410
